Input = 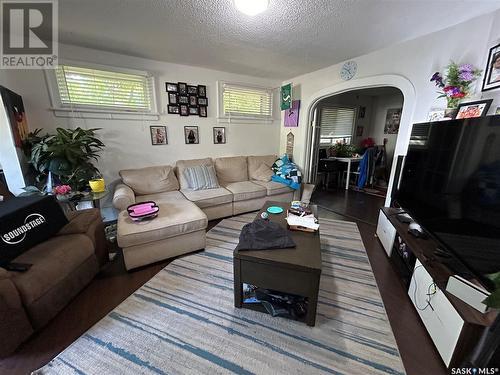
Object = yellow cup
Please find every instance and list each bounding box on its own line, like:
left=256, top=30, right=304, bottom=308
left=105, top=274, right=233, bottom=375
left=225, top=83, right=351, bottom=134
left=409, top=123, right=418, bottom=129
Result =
left=89, top=178, right=105, bottom=193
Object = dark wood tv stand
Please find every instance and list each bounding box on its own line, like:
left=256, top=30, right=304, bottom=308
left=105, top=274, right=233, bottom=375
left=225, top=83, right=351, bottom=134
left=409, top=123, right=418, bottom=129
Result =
left=378, top=207, right=497, bottom=368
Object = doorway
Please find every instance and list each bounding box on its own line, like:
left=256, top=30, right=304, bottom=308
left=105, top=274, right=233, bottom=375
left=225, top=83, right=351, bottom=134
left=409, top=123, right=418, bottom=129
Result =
left=309, top=86, right=404, bottom=201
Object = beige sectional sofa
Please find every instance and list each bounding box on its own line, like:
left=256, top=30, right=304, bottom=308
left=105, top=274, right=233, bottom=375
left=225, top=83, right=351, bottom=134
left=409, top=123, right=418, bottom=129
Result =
left=113, top=155, right=295, bottom=270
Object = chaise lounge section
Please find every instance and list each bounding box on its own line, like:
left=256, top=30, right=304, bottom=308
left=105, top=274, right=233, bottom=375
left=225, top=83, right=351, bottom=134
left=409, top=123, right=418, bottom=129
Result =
left=113, top=154, right=295, bottom=270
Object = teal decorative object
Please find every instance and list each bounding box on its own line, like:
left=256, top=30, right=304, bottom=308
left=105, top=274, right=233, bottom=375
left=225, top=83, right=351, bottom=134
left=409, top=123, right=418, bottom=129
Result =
left=267, top=206, right=284, bottom=214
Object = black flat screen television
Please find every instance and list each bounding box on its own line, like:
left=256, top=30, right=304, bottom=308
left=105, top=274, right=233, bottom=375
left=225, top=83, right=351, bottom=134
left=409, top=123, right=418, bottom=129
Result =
left=396, top=115, right=500, bottom=290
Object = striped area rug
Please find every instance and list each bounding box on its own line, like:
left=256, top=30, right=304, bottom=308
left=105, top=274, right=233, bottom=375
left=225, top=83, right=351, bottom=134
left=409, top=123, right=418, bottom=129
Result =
left=35, top=213, right=406, bottom=375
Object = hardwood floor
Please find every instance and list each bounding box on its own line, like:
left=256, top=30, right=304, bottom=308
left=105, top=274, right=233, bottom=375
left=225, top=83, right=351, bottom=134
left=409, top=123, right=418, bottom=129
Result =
left=0, top=192, right=446, bottom=375
left=314, top=188, right=447, bottom=375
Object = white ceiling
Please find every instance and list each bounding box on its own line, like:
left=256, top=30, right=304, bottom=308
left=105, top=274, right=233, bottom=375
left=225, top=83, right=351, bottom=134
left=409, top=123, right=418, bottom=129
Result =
left=56, top=0, right=500, bottom=79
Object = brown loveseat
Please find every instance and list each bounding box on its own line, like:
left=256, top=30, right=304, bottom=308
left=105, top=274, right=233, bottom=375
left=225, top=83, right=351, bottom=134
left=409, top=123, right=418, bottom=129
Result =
left=0, top=208, right=107, bottom=357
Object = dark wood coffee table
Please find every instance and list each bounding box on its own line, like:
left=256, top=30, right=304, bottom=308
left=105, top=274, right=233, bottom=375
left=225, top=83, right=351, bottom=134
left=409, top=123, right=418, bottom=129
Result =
left=233, top=201, right=322, bottom=326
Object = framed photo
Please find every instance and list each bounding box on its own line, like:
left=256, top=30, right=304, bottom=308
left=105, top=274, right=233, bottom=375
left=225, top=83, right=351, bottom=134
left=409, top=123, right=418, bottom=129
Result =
left=187, top=85, right=198, bottom=95
left=178, top=82, right=187, bottom=95
left=496, top=106, right=500, bottom=115
left=427, top=109, right=446, bottom=122
left=356, top=126, right=364, bottom=137
left=166, top=82, right=178, bottom=92
left=184, top=126, right=199, bottom=144
left=482, top=43, right=500, bottom=92
left=189, top=107, right=199, bottom=115
left=213, top=127, right=226, bottom=144
left=178, top=95, right=189, bottom=104
left=455, top=99, right=493, bottom=119
left=150, top=126, right=167, bottom=145
left=189, top=95, right=198, bottom=106
left=199, top=106, right=207, bottom=117
left=358, top=106, right=366, bottom=119
left=180, top=104, right=189, bottom=116
left=384, top=108, right=402, bottom=134
left=167, top=105, right=179, bottom=114
left=197, top=97, right=208, bottom=106
left=198, top=85, right=207, bottom=97
left=168, top=92, right=178, bottom=105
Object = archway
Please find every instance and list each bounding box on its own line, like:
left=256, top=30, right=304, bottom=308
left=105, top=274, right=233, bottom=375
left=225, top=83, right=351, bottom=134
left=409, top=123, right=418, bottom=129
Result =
left=303, top=74, right=416, bottom=206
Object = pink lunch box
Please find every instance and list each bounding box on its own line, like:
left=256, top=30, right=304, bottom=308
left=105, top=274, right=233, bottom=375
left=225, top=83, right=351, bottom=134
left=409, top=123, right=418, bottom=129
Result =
left=127, top=201, right=159, bottom=221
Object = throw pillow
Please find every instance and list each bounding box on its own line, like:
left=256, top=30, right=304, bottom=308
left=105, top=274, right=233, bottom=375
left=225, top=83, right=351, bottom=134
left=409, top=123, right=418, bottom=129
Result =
left=184, top=165, right=220, bottom=190
left=253, top=163, right=274, bottom=182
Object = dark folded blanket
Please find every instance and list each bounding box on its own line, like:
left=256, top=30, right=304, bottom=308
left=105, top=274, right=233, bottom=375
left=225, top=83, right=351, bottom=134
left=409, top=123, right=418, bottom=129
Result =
left=235, top=219, right=296, bottom=251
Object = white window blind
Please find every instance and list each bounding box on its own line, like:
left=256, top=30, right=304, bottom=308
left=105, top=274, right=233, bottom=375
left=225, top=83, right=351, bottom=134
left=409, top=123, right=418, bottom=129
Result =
left=221, top=83, right=273, bottom=119
left=319, top=106, right=356, bottom=143
left=54, top=65, right=154, bottom=112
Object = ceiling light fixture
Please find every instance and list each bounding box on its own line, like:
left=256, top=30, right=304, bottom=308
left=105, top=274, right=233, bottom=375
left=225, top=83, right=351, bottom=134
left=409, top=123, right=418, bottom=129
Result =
left=234, top=0, right=269, bottom=16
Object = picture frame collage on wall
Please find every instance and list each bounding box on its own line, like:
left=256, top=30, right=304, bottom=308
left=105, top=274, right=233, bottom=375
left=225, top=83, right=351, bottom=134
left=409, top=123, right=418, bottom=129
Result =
left=166, top=82, right=208, bottom=117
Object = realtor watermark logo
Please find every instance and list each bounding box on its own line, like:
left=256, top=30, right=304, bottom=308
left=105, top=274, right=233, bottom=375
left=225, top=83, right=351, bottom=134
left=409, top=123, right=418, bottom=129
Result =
left=0, top=0, right=58, bottom=69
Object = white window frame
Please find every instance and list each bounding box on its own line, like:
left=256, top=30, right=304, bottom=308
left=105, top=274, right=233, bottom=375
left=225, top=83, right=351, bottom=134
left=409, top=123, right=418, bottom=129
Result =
left=318, top=105, right=357, bottom=145
left=45, top=60, right=160, bottom=120
left=216, top=81, right=275, bottom=123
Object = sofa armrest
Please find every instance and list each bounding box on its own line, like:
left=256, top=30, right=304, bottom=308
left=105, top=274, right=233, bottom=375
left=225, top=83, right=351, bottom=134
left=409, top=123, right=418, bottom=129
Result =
left=0, top=268, right=34, bottom=357
left=113, top=184, right=135, bottom=211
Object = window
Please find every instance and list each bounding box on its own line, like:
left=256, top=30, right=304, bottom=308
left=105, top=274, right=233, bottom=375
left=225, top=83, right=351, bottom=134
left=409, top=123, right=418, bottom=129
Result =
left=51, top=64, right=156, bottom=114
left=319, top=106, right=356, bottom=144
left=218, top=82, right=273, bottom=121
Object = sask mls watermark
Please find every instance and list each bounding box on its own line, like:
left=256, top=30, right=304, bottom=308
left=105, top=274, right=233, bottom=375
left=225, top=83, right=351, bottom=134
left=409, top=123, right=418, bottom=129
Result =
left=0, top=0, right=58, bottom=68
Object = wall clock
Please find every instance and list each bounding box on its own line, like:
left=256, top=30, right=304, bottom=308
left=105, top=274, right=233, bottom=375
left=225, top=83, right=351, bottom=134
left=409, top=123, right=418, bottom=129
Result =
left=340, top=61, right=357, bottom=81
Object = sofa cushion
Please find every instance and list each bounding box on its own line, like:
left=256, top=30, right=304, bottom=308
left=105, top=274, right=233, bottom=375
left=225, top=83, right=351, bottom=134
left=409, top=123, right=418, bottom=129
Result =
left=252, top=180, right=294, bottom=196
left=9, top=234, right=96, bottom=307
left=136, top=190, right=186, bottom=205
left=214, top=156, right=248, bottom=183
left=184, top=165, right=220, bottom=190
left=253, top=163, right=274, bottom=182
left=223, top=181, right=266, bottom=202
left=120, top=165, right=179, bottom=195
left=248, top=155, right=277, bottom=180
left=181, top=187, right=233, bottom=208
left=117, top=200, right=208, bottom=248
left=176, top=158, right=213, bottom=190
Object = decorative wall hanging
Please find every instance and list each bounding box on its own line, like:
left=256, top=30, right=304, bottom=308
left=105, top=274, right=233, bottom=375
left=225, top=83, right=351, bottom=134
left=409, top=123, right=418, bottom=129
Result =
left=213, top=127, right=226, bottom=144
left=286, top=131, right=294, bottom=158
left=184, top=126, right=199, bottom=144
left=384, top=108, right=402, bottom=134
left=166, top=82, right=208, bottom=117
left=150, top=126, right=167, bottom=145
left=284, top=100, right=300, bottom=127
left=280, top=83, right=292, bottom=110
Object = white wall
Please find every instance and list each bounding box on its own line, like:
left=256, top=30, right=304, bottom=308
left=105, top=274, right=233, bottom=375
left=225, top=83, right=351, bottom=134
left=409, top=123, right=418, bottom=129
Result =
left=280, top=10, right=500, bottom=175
left=366, top=92, right=404, bottom=165
left=0, top=44, right=282, bottom=184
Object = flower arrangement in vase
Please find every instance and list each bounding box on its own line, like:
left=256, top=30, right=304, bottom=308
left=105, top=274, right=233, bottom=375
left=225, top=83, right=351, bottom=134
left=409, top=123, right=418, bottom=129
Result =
left=430, top=62, right=481, bottom=118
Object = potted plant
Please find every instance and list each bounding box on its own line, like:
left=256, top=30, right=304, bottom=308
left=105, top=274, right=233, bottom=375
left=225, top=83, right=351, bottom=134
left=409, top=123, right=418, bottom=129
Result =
left=26, top=127, right=105, bottom=192
left=430, top=62, right=482, bottom=118
left=329, top=140, right=357, bottom=158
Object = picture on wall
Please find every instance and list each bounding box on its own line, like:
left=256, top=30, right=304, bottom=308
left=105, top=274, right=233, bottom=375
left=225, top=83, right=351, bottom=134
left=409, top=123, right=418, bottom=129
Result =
left=455, top=99, right=492, bottom=119
left=284, top=100, right=300, bottom=127
left=167, top=105, right=180, bottom=114
left=166, top=82, right=178, bottom=92
left=178, top=82, right=188, bottom=95
left=358, top=106, right=366, bottom=119
left=164, top=81, right=208, bottom=117
left=185, top=126, right=199, bottom=144
left=150, top=126, right=167, bottom=145
left=168, top=93, right=178, bottom=105
left=482, top=42, right=500, bottom=92
left=198, top=85, right=207, bottom=97
left=384, top=108, right=402, bottom=134
left=356, top=126, right=364, bottom=137
left=213, top=127, right=226, bottom=144
left=180, top=104, right=189, bottom=116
